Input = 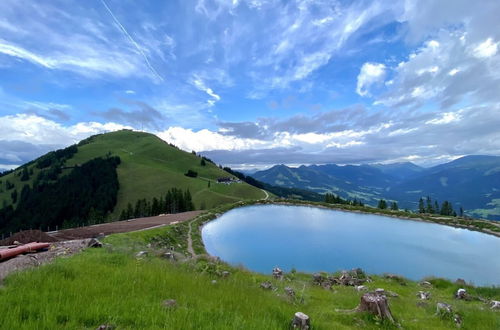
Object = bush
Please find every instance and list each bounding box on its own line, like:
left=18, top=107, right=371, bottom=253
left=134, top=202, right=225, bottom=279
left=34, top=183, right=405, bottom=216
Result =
left=184, top=170, right=198, bottom=178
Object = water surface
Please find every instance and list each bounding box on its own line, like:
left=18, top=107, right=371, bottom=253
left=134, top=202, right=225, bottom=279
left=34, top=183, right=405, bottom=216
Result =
left=202, top=205, right=500, bottom=286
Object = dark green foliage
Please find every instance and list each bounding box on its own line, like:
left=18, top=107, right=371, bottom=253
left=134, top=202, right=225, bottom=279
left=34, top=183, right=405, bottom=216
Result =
left=200, top=159, right=206, bottom=166
left=184, top=169, right=198, bottom=178
left=5, top=180, right=14, bottom=190
left=418, top=197, right=425, bottom=213
left=36, top=145, right=77, bottom=169
left=120, top=188, right=195, bottom=220
left=0, top=169, right=14, bottom=178
left=0, top=156, right=121, bottom=234
left=324, top=193, right=349, bottom=204
left=378, top=199, right=388, bottom=209
left=426, top=196, right=434, bottom=213
left=10, top=190, right=17, bottom=203
left=440, top=200, right=454, bottom=216
left=20, top=167, right=30, bottom=181
left=390, top=201, right=399, bottom=211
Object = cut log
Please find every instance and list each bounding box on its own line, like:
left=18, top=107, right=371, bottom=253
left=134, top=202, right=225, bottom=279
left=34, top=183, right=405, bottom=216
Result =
left=291, top=312, right=310, bottom=329
left=356, top=291, right=395, bottom=322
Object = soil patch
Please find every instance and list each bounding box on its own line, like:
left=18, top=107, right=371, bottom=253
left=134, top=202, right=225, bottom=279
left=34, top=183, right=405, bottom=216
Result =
left=48, top=211, right=202, bottom=240
left=0, top=230, right=59, bottom=245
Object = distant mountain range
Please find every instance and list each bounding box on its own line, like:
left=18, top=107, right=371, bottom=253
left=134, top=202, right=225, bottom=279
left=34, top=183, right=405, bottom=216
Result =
left=252, top=155, right=500, bottom=220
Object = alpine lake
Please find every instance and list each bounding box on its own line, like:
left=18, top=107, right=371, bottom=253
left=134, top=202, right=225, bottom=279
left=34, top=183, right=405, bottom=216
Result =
left=202, top=204, right=500, bottom=286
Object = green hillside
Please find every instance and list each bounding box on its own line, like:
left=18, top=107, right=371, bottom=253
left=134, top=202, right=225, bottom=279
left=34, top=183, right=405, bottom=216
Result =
left=0, top=130, right=266, bottom=230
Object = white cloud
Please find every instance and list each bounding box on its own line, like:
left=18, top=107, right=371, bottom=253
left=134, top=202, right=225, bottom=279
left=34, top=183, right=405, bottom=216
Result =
left=190, top=75, right=221, bottom=106
left=473, top=38, right=498, bottom=58
left=0, top=114, right=129, bottom=145
left=426, top=112, right=462, bottom=125
left=356, top=62, right=386, bottom=96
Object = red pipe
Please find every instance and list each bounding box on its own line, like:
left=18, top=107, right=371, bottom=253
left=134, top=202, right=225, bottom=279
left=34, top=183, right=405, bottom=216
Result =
left=0, top=242, right=51, bottom=261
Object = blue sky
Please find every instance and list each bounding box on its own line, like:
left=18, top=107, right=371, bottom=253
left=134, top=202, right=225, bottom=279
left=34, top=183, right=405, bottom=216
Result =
left=1, top=0, right=499, bottom=170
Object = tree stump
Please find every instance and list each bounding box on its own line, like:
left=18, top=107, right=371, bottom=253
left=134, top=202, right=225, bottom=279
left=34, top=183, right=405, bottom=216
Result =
left=272, top=267, right=283, bottom=280
left=356, top=291, right=395, bottom=322
left=291, top=312, right=310, bottom=329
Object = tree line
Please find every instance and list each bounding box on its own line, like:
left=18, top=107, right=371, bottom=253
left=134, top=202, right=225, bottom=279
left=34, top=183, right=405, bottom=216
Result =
left=324, top=193, right=365, bottom=206
left=119, top=188, right=195, bottom=220
left=0, top=156, right=121, bottom=234
left=418, top=196, right=460, bottom=216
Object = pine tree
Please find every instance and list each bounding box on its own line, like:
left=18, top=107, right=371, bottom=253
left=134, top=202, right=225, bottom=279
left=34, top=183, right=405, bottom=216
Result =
left=418, top=198, right=425, bottom=213
left=378, top=199, right=387, bottom=209
left=426, top=196, right=433, bottom=213
left=390, top=201, right=399, bottom=211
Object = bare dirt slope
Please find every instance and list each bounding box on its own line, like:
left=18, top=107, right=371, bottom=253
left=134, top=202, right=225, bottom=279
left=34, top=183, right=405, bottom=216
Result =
left=48, top=211, right=202, bottom=240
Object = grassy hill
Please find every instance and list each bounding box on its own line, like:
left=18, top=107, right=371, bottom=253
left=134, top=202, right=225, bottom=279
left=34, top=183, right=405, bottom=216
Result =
left=0, top=130, right=265, bottom=230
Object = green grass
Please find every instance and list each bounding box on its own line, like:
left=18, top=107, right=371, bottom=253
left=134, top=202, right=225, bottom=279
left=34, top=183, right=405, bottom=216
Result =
left=1, top=202, right=498, bottom=329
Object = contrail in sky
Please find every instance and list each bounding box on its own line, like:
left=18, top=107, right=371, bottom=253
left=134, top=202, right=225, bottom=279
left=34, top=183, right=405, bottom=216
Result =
left=100, top=0, right=164, bottom=82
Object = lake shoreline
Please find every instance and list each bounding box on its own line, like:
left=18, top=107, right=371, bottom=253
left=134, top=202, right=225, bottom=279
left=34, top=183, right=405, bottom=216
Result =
left=252, top=199, right=500, bottom=239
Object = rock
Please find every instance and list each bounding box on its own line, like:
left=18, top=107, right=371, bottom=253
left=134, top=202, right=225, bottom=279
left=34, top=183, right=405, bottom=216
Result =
left=417, top=291, right=431, bottom=300
left=272, top=267, right=283, bottom=280
left=355, top=285, right=367, bottom=292
left=162, top=299, right=177, bottom=308
left=455, top=278, right=467, bottom=286
left=420, top=281, right=432, bottom=287
left=211, top=280, right=217, bottom=285
left=260, top=281, right=273, bottom=290
left=491, top=300, right=500, bottom=310
left=96, top=232, right=105, bottom=238
left=454, top=314, right=463, bottom=327
left=13, top=241, right=21, bottom=245
left=312, top=273, right=325, bottom=285
left=221, top=271, right=230, bottom=278
left=87, top=238, right=103, bottom=248
left=284, top=287, right=295, bottom=298
left=291, top=312, right=310, bottom=329
left=96, top=325, right=114, bottom=330
left=135, top=251, right=148, bottom=258
left=455, top=288, right=468, bottom=300
left=356, top=291, right=395, bottom=322
left=436, top=302, right=453, bottom=316
left=163, top=252, right=175, bottom=260
left=375, top=288, right=385, bottom=294
left=384, top=273, right=407, bottom=285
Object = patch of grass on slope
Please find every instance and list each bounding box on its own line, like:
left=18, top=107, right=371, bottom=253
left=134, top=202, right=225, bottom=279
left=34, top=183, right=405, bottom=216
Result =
left=64, top=130, right=265, bottom=217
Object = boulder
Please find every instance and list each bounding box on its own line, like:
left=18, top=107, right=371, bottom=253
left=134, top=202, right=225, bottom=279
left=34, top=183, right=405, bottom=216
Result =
left=455, top=278, right=467, bottom=286
left=291, top=312, right=310, bottom=329
left=355, top=285, right=367, bottom=292
left=436, top=302, right=453, bottom=316
left=284, top=287, right=295, bottom=298
left=162, top=299, right=177, bottom=308
left=221, top=271, right=230, bottom=278
left=417, top=291, right=431, bottom=300
left=260, top=281, right=273, bottom=290
left=87, top=238, right=103, bottom=248
left=419, top=281, right=432, bottom=287
left=96, top=325, right=114, bottom=330
left=312, top=273, right=325, bottom=285
left=491, top=300, right=500, bottom=310
left=455, top=288, right=468, bottom=300
left=135, top=251, right=148, bottom=258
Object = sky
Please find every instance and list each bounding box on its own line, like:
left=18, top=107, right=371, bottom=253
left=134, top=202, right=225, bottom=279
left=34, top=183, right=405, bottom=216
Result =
left=1, top=0, right=500, bottom=171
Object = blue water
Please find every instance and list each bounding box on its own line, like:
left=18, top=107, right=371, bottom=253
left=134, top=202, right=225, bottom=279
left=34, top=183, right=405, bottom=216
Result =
left=202, top=205, right=500, bottom=286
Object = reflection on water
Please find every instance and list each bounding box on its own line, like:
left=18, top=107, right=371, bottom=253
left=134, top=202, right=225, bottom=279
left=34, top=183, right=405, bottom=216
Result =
left=202, top=204, right=500, bottom=286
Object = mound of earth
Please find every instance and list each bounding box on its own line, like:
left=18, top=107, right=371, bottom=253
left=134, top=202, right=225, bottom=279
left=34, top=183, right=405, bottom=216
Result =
left=0, top=230, right=59, bottom=246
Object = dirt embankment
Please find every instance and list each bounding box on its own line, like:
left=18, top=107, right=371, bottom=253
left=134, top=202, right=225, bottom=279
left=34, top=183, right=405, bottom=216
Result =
left=48, top=211, right=202, bottom=240
left=0, top=211, right=202, bottom=282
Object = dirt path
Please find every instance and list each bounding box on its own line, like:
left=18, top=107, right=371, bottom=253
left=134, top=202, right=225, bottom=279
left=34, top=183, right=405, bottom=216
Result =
left=49, top=211, right=202, bottom=240
left=261, top=189, right=269, bottom=200
left=187, top=219, right=196, bottom=257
